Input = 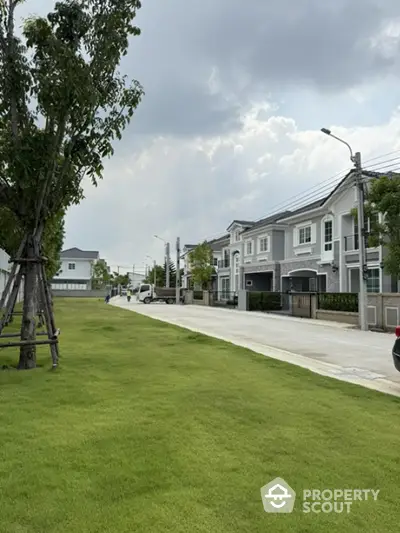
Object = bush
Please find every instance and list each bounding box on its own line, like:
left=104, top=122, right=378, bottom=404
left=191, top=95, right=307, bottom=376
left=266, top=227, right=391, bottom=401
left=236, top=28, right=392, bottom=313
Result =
left=318, top=293, right=358, bottom=313
left=248, top=292, right=282, bottom=312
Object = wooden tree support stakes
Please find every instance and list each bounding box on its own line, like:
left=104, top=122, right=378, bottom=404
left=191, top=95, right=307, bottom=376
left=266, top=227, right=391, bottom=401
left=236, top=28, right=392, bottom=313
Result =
left=0, top=234, right=60, bottom=367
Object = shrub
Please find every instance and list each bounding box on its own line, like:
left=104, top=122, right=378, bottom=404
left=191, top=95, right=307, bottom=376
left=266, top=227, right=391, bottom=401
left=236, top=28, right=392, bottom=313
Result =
left=248, top=292, right=282, bottom=312
left=318, top=293, right=358, bottom=313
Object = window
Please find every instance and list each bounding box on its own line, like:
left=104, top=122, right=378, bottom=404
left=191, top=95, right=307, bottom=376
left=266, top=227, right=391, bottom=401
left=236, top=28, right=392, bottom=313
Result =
left=259, top=236, right=269, bottom=253
left=213, top=257, right=218, bottom=266
left=68, top=263, right=75, bottom=270
left=324, top=219, right=333, bottom=251
left=221, top=278, right=230, bottom=299
left=235, top=231, right=240, bottom=242
left=366, top=268, right=380, bottom=293
left=246, top=241, right=252, bottom=255
left=299, top=226, right=311, bottom=244
left=140, top=284, right=150, bottom=292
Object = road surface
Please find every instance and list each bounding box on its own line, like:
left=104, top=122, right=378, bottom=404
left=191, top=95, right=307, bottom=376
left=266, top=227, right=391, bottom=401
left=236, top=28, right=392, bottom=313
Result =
left=112, top=297, right=400, bottom=397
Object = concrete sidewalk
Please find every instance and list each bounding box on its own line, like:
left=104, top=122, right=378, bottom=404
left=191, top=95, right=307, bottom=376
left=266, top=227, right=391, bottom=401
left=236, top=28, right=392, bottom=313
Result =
left=112, top=297, right=400, bottom=397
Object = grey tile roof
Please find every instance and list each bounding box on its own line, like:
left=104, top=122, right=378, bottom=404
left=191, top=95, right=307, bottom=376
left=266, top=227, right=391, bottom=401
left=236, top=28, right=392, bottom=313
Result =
left=60, top=247, right=99, bottom=260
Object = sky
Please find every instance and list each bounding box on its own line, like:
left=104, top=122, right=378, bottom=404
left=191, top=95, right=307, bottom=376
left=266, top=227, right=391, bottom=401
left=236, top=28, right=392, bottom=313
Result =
left=18, top=0, right=400, bottom=274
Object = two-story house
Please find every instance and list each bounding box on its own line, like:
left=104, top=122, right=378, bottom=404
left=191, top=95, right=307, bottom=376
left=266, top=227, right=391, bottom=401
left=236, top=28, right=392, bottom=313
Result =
left=204, top=169, right=396, bottom=297
left=51, top=247, right=100, bottom=291
left=279, top=169, right=393, bottom=294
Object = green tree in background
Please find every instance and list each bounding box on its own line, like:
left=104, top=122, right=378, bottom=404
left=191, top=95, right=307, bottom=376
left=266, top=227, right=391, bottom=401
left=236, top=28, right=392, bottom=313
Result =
left=91, top=259, right=111, bottom=289
left=188, top=242, right=214, bottom=289
left=362, top=174, right=400, bottom=280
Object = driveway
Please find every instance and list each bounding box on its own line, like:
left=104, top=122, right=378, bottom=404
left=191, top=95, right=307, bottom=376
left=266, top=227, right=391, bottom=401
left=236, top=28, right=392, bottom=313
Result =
left=112, top=298, right=400, bottom=397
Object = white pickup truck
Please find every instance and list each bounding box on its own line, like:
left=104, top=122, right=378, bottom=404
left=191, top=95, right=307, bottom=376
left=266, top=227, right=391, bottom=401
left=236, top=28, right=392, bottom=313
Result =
left=137, top=284, right=184, bottom=304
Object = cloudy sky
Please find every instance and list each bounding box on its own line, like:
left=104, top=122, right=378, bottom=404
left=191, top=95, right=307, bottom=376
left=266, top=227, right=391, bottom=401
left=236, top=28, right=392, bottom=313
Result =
left=21, top=1, right=400, bottom=273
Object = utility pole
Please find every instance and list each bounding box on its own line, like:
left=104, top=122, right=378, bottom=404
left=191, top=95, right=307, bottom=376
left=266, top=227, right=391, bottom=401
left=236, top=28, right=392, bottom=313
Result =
left=354, top=152, right=368, bottom=331
left=320, top=128, right=368, bottom=331
left=175, top=237, right=181, bottom=304
left=165, top=242, right=170, bottom=288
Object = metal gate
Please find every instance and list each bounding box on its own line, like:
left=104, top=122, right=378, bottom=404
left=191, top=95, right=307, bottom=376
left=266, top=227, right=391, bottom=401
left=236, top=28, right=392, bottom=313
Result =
left=291, top=292, right=313, bottom=318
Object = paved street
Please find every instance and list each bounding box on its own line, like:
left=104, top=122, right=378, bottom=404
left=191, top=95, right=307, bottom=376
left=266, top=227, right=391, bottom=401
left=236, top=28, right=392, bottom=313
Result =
left=112, top=297, right=400, bottom=397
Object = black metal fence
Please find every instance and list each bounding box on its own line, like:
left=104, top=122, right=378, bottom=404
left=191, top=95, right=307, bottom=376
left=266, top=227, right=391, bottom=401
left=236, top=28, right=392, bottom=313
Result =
left=210, top=291, right=238, bottom=308
left=317, top=292, right=358, bottom=313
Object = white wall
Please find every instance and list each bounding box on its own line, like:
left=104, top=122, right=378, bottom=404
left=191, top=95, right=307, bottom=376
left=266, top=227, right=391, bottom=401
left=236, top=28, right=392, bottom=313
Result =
left=56, top=258, right=93, bottom=280
left=0, top=247, right=23, bottom=303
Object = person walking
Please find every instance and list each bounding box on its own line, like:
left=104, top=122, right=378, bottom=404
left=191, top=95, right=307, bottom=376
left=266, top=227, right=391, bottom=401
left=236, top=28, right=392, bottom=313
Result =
left=127, top=289, right=132, bottom=303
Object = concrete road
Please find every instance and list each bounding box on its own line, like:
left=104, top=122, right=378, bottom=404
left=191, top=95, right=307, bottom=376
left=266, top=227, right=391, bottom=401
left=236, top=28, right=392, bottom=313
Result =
left=112, top=297, right=400, bottom=397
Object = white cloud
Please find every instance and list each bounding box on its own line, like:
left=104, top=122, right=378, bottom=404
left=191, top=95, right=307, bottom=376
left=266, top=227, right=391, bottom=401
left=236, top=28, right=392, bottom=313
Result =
left=64, top=103, right=400, bottom=271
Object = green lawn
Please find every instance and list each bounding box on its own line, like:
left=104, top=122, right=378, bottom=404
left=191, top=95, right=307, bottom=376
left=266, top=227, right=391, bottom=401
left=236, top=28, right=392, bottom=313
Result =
left=0, top=299, right=400, bottom=532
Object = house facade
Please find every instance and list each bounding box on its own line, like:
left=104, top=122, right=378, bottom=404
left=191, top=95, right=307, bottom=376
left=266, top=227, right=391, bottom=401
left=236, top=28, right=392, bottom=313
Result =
left=51, top=247, right=100, bottom=290
left=195, top=170, right=396, bottom=297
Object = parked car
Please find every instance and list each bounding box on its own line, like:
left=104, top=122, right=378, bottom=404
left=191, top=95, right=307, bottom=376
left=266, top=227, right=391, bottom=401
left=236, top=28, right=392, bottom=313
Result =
left=392, top=326, right=400, bottom=372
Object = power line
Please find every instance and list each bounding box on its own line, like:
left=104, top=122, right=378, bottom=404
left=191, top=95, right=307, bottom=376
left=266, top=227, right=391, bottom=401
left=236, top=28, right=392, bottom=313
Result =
left=196, top=149, right=400, bottom=244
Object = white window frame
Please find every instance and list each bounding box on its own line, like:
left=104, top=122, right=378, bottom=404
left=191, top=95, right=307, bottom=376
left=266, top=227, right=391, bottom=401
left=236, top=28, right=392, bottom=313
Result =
left=323, top=217, right=333, bottom=252
left=245, top=240, right=253, bottom=256
left=68, top=262, right=76, bottom=270
left=258, top=235, right=270, bottom=254
left=298, top=225, right=311, bottom=245
left=235, top=230, right=241, bottom=242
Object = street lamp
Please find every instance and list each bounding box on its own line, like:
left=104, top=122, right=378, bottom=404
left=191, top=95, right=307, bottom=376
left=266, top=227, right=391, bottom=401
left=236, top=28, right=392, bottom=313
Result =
left=154, top=235, right=170, bottom=287
left=321, top=127, right=368, bottom=331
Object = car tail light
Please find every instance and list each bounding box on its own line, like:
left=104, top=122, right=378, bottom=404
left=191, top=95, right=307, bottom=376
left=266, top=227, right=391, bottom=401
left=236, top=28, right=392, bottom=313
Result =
left=396, top=326, right=400, bottom=337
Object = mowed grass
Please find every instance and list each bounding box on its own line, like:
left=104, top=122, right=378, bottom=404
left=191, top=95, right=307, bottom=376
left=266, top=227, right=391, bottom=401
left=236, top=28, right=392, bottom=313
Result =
left=0, top=299, right=400, bottom=532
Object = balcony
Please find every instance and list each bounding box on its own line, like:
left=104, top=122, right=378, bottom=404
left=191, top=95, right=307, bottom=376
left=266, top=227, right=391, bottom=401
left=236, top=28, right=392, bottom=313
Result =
left=344, top=233, right=379, bottom=252
left=344, top=234, right=359, bottom=252
left=217, top=259, right=230, bottom=269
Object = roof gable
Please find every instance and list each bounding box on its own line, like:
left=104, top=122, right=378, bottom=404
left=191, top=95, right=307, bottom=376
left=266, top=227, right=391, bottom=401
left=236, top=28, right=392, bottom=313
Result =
left=60, top=247, right=99, bottom=260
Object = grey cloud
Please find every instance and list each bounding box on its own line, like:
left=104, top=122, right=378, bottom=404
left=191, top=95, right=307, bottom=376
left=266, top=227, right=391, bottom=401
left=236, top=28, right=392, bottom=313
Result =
left=125, top=0, right=400, bottom=136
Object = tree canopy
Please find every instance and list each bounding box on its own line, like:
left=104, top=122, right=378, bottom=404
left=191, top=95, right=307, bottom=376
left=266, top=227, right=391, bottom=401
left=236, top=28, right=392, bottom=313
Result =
left=91, top=258, right=111, bottom=289
left=363, top=174, right=400, bottom=279
left=188, top=242, right=214, bottom=289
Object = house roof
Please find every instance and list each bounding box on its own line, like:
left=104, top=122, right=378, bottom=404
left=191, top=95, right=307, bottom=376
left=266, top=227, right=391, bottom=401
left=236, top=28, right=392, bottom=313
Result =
left=60, top=247, right=99, bottom=260
left=226, top=220, right=255, bottom=231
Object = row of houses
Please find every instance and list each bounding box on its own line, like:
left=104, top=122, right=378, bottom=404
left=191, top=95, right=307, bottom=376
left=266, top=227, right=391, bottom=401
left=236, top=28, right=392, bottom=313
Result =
left=182, top=170, right=398, bottom=297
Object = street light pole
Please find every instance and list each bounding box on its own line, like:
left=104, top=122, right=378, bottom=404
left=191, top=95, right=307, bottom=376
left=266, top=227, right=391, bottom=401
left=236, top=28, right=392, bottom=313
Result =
left=165, top=242, right=170, bottom=288
left=175, top=237, right=181, bottom=304
left=321, top=128, right=368, bottom=331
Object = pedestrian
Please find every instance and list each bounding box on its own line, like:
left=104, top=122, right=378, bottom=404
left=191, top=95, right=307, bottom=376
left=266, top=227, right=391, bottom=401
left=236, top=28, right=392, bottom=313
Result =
left=127, top=289, right=132, bottom=303
left=105, top=294, right=110, bottom=304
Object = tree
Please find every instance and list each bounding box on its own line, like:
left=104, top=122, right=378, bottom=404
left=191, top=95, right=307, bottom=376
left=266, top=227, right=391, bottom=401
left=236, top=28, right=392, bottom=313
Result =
left=91, top=259, right=110, bottom=289
left=163, top=259, right=176, bottom=286
left=188, top=241, right=214, bottom=289
left=0, top=0, right=143, bottom=368
left=110, top=272, right=130, bottom=288
left=144, top=264, right=164, bottom=286
left=362, top=174, right=400, bottom=280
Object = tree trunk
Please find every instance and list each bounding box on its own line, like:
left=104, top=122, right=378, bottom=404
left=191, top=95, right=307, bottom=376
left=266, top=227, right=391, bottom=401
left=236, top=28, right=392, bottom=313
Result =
left=18, top=237, right=38, bottom=369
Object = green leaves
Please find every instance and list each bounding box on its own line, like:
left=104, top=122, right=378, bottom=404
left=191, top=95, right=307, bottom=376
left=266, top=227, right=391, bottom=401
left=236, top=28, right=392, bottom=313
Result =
left=0, top=0, right=144, bottom=234
left=363, top=174, right=400, bottom=279
left=188, top=242, right=215, bottom=289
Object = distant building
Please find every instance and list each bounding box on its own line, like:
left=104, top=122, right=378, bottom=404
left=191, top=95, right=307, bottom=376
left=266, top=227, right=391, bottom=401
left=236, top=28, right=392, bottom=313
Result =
left=52, top=247, right=100, bottom=291
left=129, top=271, right=145, bottom=288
